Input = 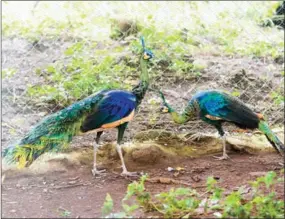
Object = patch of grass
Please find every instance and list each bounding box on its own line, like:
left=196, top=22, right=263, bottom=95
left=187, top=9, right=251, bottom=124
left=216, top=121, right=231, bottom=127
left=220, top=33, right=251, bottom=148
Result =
left=57, top=208, right=72, bottom=218
left=270, top=89, right=284, bottom=106
left=231, top=90, right=241, bottom=97
left=3, top=2, right=284, bottom=109
left=27, top=41, right=135, bottom=107
left=3, top=2, right=283, bottom=58
left=102, top=170, right=284, bottom=218
left=2, top=68, right=17, bottom=79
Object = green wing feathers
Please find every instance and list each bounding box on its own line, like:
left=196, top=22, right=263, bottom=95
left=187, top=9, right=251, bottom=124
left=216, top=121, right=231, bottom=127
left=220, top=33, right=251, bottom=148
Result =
left=258, top=120, right=284, bottom=155
left=3, top=90, right=107, bottom=168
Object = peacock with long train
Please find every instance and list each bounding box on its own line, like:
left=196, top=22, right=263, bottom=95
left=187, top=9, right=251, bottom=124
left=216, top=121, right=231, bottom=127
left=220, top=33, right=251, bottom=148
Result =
left=3, top=37, right=154, bottom=176
left=159, top=89, right=284, bottom=159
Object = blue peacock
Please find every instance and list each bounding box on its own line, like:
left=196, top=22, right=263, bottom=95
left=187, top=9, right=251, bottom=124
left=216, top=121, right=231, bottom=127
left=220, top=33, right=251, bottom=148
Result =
left=3, top=37, right=154, bottom=176
left=159, top=89, right=284, bottom=159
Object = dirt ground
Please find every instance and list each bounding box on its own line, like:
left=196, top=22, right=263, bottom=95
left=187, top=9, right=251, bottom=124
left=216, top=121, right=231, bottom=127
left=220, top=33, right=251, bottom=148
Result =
left=2, top=152, right=284, bottom=218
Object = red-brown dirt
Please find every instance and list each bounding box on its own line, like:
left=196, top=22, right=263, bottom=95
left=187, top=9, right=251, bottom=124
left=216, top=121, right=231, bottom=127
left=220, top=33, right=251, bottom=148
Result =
left=2, top=152, right=284, bottom=218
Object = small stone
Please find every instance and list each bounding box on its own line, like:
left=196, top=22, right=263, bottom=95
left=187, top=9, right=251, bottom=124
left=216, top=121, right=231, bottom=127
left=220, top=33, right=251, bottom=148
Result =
left=191, top=175, right=201, bottom=182
left=173, top=172, right=180, bottom=177
left=249, top=171, right=267, bottom=176
left=38, top=112, right=47, bottom=117
left=167, top=167, right=174, bottom=172
left=213, top=212, right=222, bottom=218
left=194, top=207, right=205, bottom=215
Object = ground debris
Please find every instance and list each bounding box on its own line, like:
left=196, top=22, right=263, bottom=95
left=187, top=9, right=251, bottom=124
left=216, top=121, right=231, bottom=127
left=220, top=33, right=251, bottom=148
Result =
left=146, top=176, right=196, bottom=187
left=249, top=171, right=267, bottom=176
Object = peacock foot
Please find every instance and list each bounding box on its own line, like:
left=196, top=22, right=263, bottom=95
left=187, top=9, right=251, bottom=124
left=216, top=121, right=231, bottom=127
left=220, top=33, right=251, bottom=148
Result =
left=185, top=133, right=205, bottom=142
left=213, top=154, right=230, bottom=160
left=91, top=168, right=106, bottom=176
left=120, top=170, right=139, bottom=177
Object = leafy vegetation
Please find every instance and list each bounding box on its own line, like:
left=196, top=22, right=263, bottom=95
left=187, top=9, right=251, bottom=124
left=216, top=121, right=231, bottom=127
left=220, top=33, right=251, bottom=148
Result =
left=102, top=170, right=284, bottom=218
left=270, top=89, right=285, bottom=106
left=2, top=68, right=17, bottom=79
left=3, top=2, right=283, bottom=59
left=3, top=2, right=284, bottom=107
left=26, top=41, right=137, bottom=106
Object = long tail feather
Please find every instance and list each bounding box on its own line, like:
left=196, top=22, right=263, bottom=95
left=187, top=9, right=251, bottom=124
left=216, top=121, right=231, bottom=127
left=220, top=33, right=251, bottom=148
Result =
left=258, top=120, right=284, bottom=155
left=2, top=90, right=106, bottom=168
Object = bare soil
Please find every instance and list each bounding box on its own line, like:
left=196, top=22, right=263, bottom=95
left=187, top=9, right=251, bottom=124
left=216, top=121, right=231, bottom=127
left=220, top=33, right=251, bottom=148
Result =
left=2, top=152, right=284, bottom=218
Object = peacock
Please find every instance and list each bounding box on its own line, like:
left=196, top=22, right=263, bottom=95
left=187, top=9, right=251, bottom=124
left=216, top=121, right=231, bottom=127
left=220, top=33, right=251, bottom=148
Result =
left=159, top=89, right=284, bottom=159
left=3, top=37, right=154, bottom=176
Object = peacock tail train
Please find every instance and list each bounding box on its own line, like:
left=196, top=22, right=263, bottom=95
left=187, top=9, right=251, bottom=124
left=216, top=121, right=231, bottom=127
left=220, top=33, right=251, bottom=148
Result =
left=258, top=120, right=285, bottom=155
left=3, top=90, right=107, bottom=168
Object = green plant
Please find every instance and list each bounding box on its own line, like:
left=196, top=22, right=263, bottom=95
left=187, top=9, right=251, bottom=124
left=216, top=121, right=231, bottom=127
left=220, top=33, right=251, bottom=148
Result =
left=102, top=171, right=284, bottom=218
left=102, top=193, right=114, bottom=216
left=2, top=68, right=17, bottom=79
left=154, top=187, right=200, bottom=218
left=27, top=42, right=134, bottom=107
left=270, top=90, right=284, bottom=106
left=222, top=191, right=252, bottom=218
left=57, top=208, right=71, bottom=218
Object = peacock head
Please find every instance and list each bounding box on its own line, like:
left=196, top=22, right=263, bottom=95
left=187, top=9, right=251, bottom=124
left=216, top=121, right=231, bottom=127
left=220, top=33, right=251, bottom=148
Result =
left=158, top=90, right=170, bottom=113
left=143, top=49, right=154, bottom=60
left=140, top=36, right=154, bottom=60
left=161, top=106, right=169, bottom=113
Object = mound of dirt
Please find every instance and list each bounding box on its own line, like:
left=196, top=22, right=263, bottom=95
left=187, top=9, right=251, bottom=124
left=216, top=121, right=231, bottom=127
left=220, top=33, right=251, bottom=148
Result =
left=3, top=128, right=283, bottom=177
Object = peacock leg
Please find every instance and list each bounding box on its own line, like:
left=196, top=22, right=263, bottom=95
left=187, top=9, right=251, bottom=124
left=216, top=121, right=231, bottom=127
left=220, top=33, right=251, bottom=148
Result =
left=92, top=131, right=106, bottom=176
left=117, top=123, right=138, bottom=177
left=211, top=123, right=230, bottom=160
left=115, top=143, right=137, bottom=176
left=213, top=134, right=230, bottom=160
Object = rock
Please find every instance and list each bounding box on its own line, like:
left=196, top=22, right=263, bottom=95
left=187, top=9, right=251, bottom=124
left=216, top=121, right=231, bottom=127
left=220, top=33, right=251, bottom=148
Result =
left=167, top=167, right=175, bottom=172
left=213, top=212, right=222, bottom=218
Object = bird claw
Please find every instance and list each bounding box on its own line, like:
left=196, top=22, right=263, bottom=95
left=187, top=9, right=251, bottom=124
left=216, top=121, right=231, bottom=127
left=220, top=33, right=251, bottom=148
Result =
left=91, top=168, right=106, bottom=176
left=186, top=133, right=204, bottom=142
left=213, top=154, right=230, bottom=160
left=120, top=171, right=139, bottom=177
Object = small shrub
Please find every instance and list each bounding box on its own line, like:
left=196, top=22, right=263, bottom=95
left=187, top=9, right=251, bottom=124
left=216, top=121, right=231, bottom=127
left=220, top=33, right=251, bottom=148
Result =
left=101, top=170, right=284, bottom=218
